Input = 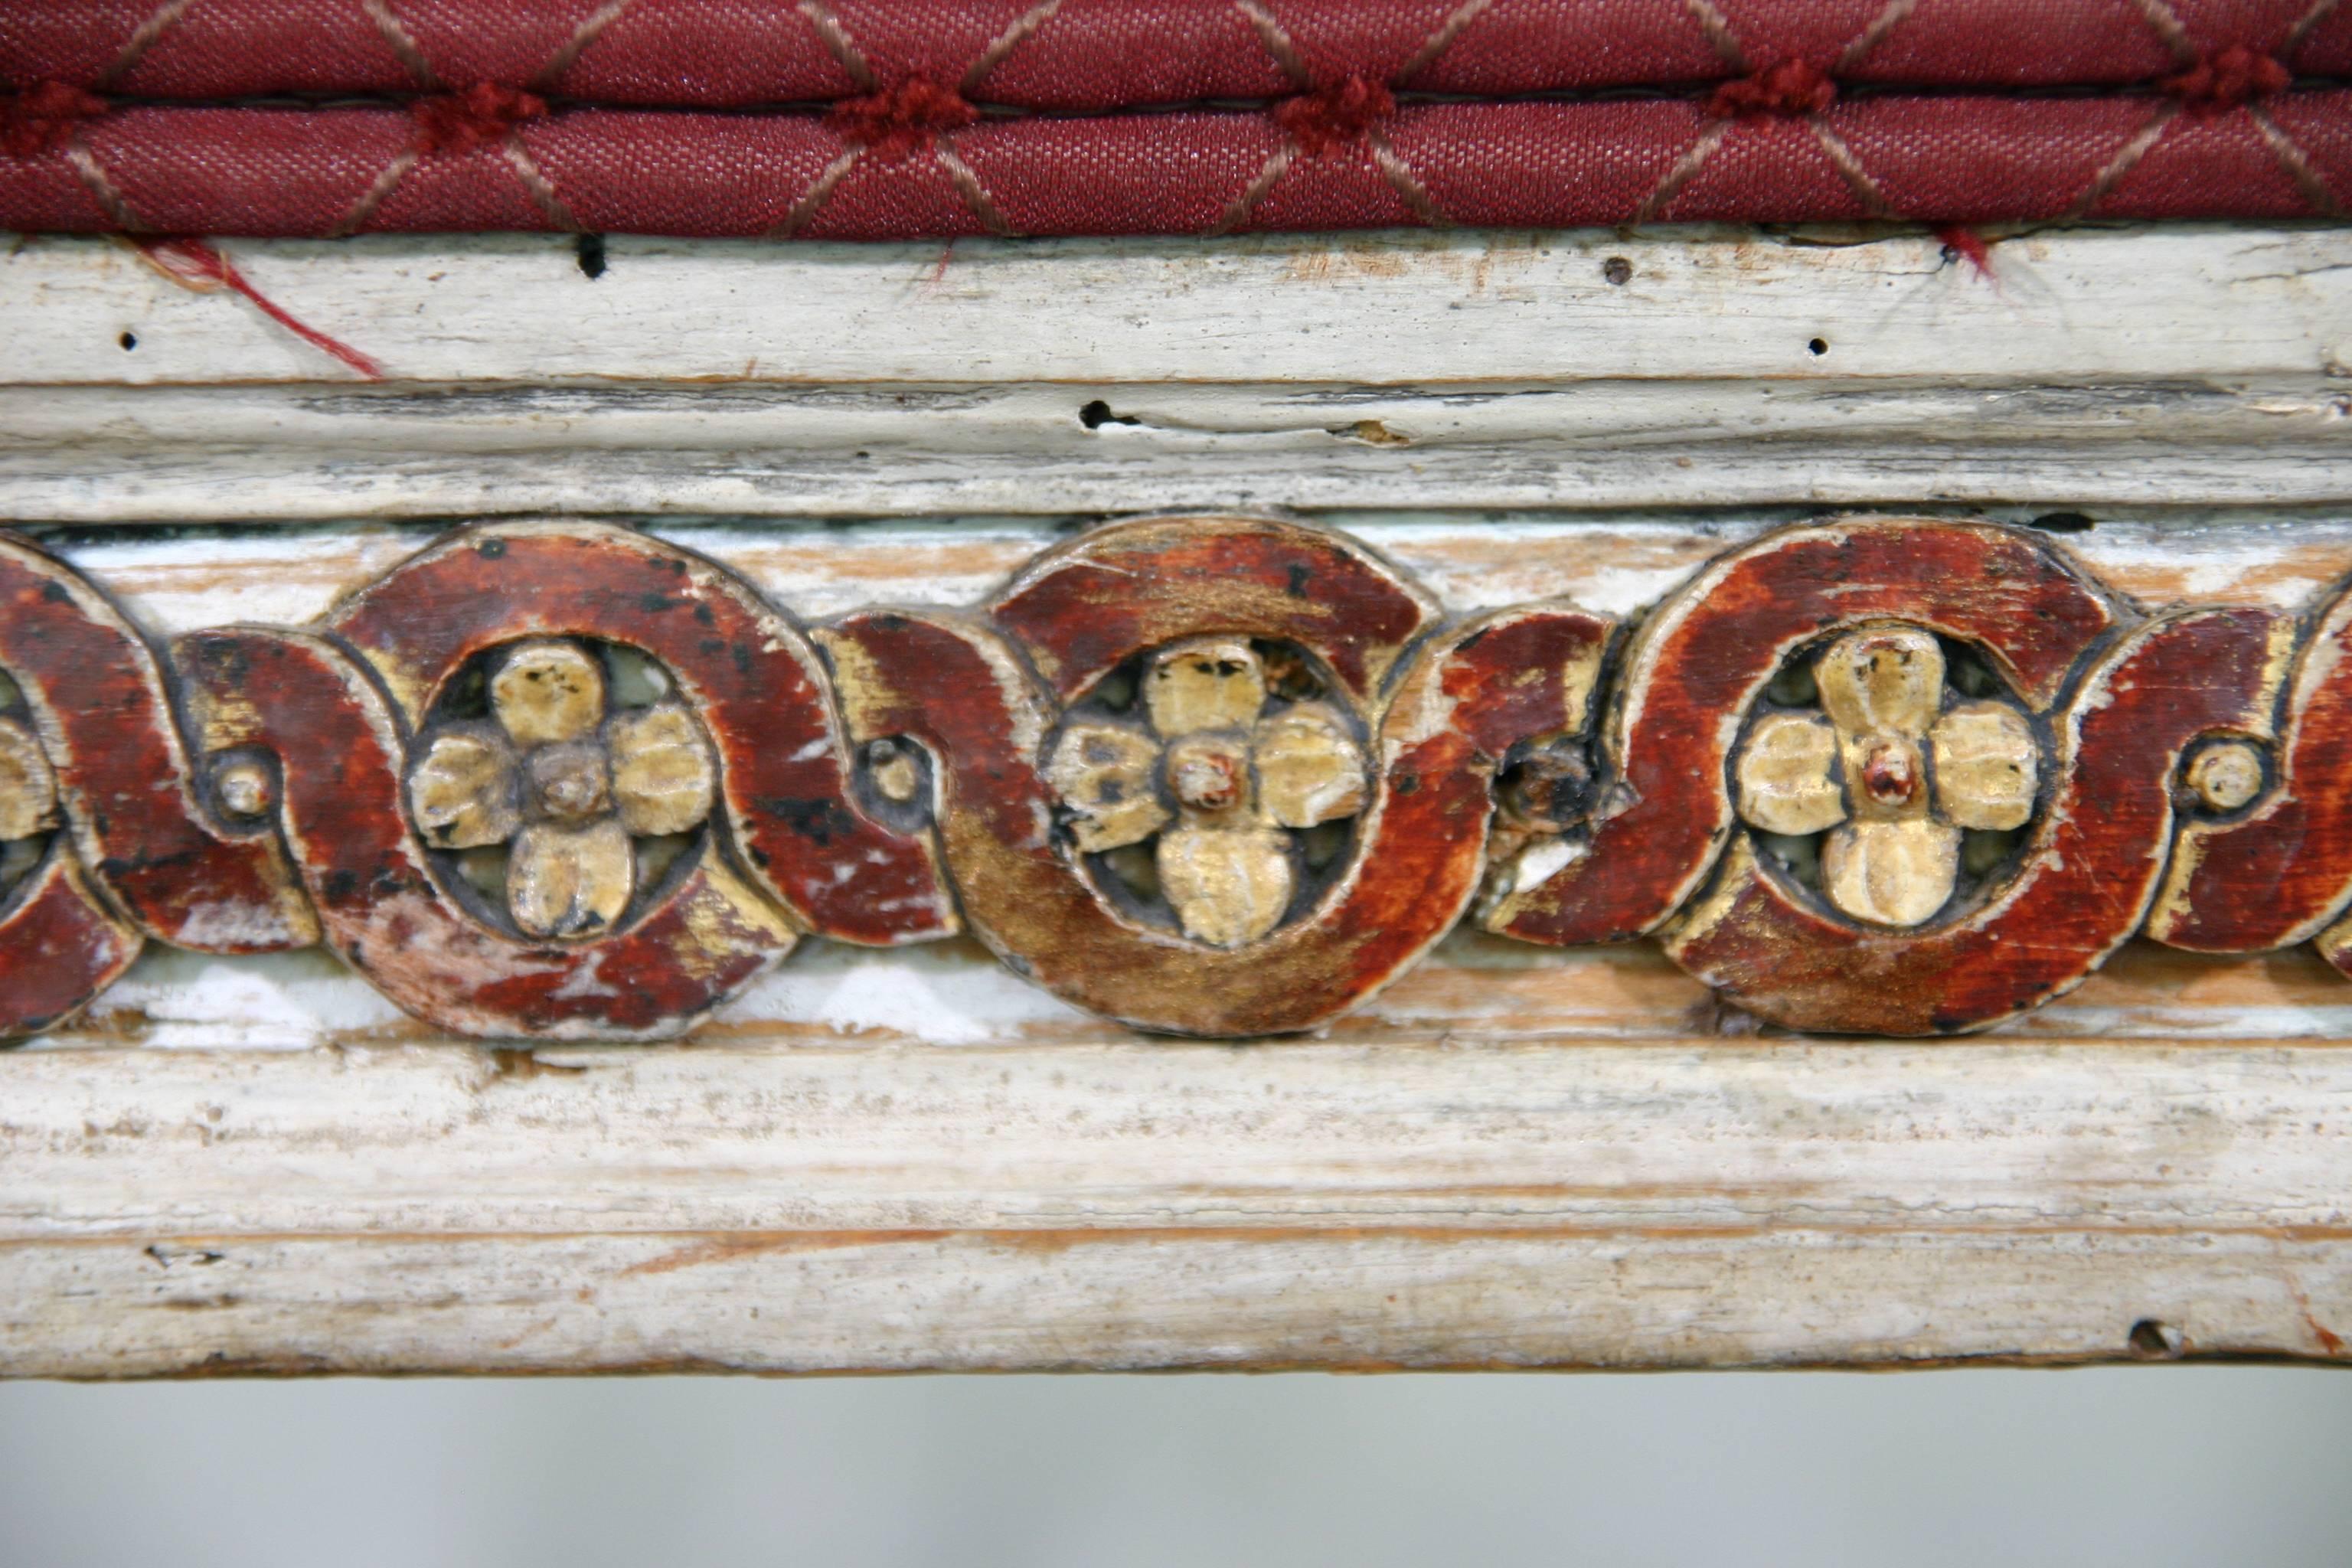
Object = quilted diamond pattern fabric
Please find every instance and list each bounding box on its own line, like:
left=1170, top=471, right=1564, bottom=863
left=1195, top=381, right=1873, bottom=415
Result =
left=1, top=0, right=2344, bottom=237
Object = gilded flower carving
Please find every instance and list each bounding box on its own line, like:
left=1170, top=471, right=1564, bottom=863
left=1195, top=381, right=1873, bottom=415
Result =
left=1045, top=638, right=1368, bottom=948
left=1735, top=627, right=2039, bottom=926
left=407, top=639, right=717, bottom=939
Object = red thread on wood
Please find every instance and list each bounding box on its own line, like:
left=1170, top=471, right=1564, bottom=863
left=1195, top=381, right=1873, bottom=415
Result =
left=135, top=239, right=384, bottom=379
left=411, top=83, right=548, bottom=153
left=1707, top=59, right=1837, bottom=119
left=828, top=79, right=979, bottom=160
left=2161, top=45, right=2291, bottom=115
left=1273, top=76, right=1396, bottom=156
left=1, top=81, right=106, bottom=156
left=1935, top=224, right=1994, bottom=277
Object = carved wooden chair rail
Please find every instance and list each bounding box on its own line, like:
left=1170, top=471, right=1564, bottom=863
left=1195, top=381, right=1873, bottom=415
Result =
left=2, top=509, right=2335, bottom=1043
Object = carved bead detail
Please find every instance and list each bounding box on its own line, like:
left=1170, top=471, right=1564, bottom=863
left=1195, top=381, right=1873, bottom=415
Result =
left=211, top=759, right=276, bottom=821
left=2186, top=740, right=2265, bottom=813
left=1044, top=636, right=1368, bottom=949
left=1734, top=626, right=2043, bottom=929
left=405, top=639, right=720, bottom=939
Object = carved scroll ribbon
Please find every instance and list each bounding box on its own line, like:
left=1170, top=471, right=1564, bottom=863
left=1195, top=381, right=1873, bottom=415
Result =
left=0, top=514, right=2335, bottom=1041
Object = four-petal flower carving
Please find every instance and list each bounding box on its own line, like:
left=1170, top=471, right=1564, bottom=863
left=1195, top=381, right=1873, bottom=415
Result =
left=407, top=639, right=717, bottom=939
left=1735, top=627, right=2040, bottom=926
left=1045, top=638, right=1369, bottom=949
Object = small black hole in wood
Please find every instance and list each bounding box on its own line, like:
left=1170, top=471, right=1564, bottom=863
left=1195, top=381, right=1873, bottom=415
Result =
left=118, top=331, right=137, bottom=351
left=576, top=234, right=607, bottom=279
left=1602, top=256, right=1633, bottom=286
left=1807, top=337, right=1828, bottom=356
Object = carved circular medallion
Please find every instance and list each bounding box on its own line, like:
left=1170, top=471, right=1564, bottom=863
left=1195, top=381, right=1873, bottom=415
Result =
left=823, top=515, right=1613, bottom=1036
left=1491, top=518, right=2277, bottom=1035
left=193, top=519, right=956, bottom=1040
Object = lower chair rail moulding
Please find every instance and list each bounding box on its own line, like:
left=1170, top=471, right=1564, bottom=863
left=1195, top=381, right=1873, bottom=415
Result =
left=5, top=508, right=2352, bottom=1375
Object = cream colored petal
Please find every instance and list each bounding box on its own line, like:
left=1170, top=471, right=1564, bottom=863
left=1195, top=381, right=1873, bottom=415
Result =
left=1929, top=700, right=2039, bottom=831
left=407, top=727, right=521, bottom=850
left=0, top=716, right=57, bottom=842
left=1253, top=703, right=1367, bottom=828
left=1046, top=721, right=1171, bottom=853
left=608, top=704, right=717, bottom=837
left=508, top=817, right=634, bottom=939
left=492, top=640, right=606, bottom=747
left=1821, top=818, right=1960, bottom=928
left=1157, top=822, right=1292, bottom=949
left=1734, top=711, right=1844, bottom=836
left=1143, top=637, right=1265, bottom=737
left=1816, top=628, right=1944, bottom=740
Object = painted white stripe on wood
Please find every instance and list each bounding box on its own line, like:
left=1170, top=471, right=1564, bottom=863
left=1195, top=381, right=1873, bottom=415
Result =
left=4, top=1040, right=2346, bottom=1374
left=2, top=226, right=2344, bottom=520
left=8, top=227, right=2343, bottom=387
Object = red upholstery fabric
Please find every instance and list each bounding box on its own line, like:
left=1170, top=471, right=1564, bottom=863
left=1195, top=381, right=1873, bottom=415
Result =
left=2, top=0, right=2344, bottom=237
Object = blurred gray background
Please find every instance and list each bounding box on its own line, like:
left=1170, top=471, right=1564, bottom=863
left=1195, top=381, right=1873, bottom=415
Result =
left=2, top=1368, right=2346, bottom=1566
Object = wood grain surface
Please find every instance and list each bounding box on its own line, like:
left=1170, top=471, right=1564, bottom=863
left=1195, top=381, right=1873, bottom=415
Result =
left=0, top=226, right=2344, bottom=520
left=5, top=1038, right=2348, bottom=1374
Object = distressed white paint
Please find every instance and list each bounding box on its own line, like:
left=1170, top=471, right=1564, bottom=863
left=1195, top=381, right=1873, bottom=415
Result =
left=0, top=226, right=2344, bottom=520
left=11, top=227, right=2344, bottom=386
left=3, top=1040, right=2347, bottom=1374
left=2, top=379, right=2347, bottom=521
left=34, top=511, right=2352, bottom=635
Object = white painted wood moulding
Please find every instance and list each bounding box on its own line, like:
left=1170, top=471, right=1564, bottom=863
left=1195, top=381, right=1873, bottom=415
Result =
left=0, top=225, right=2345, bottom=520
left=7, top=1040, right=2349, bottom=1376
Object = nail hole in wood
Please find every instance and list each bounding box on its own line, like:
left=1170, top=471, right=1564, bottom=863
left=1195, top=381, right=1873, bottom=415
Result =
left=1602, top=256, right=1633, bottom=286
left=1080, top=400, right=1138, bottom=430
left=117, top=330, right=137, bottom=351
left=576, top=234, right=607, bottom=279
left=1807, top=337, right=1828, bottom=356
left=2128, top=1318, right=2184, bottom=1358
left=2030, top=511, right=2096, bottom=534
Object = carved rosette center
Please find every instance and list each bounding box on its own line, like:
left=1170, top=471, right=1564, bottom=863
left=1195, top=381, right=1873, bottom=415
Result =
left=1733, top=626, right=2041, bottom=929
left=406, top=638, right=719, bottom=941
left=1044, top=636, right=1370, bottom=949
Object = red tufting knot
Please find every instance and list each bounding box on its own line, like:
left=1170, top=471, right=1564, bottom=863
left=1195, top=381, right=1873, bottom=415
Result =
left=1707, top=59, right=1838, bottom=120
left=2, top=81, right=108, bottom=158
left=1273, top=76, right=1396, bottom=157
left=2161, top=45, right=2291, bottom=116
left=828, top=79, right=979, bottom=161
left=411, top=83, right=548, bottom=154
